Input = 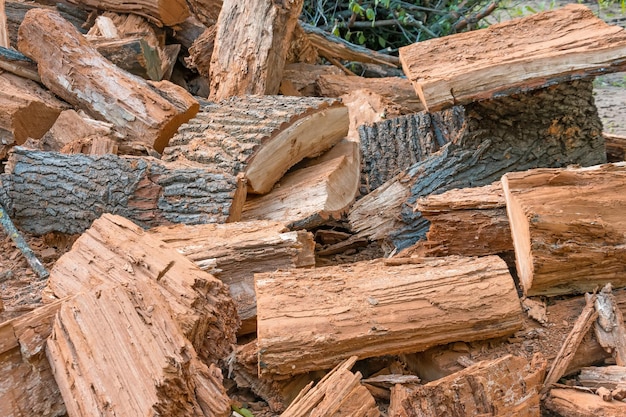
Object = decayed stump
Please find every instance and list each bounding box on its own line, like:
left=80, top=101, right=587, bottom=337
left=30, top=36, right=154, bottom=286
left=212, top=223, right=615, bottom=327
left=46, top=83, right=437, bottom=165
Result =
left=18, top=9, right=198, bottom=153
left=255, top=255, right=522, bottom=377
left=502, top=163, right=626, bottom=296
left=0, top=147, right=245, bottom=235
left=163, top=96, right=348, bottom=194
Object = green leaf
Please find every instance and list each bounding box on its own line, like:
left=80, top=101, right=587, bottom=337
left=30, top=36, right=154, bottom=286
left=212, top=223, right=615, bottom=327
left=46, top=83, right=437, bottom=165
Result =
left=332, top=25, right=340, bottom=37
left=358, top=32, right=366, bottom=44
left=366, top=7, right=376, bottom=20
left=232, top=405, right=254, bottom=417
left=378, top=35, right=386, bottom=48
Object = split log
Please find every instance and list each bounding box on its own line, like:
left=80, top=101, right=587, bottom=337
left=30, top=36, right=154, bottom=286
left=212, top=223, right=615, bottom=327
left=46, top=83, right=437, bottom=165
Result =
left=65, top=0, right=190, bottom=26
left=604, top=132, right=626, bottom=162
left=45, top=214, right=238, bottom=363
left=94, top=37, right=162, bottom=80
left=170, top=15, right=207, bottom=49
left=388, top=354, right=546, bottom=417
left=399, top=4, right=626, bottom=111
left=286, top=22, right=319, bottom=65
left=185, top=25, right=216, bottom=78
left=163, top=96, right=348, bottom=195
left=579, top=366, right=626, bottom=389
left=502, top=163, right=626, bottom=296
left=18, top=8, right=198, bottom=153
left=594, top=284, right=626, bottom=365
left=0, top=148, right=246, bottom=235
left=255, top=255, right=522, bottom=377
left=280, top=356, right=380, bottom=417
left=47, top=280, right=231, bottom=417
left=415, top=181, right=513, bottom=256
left=280, top=63, right=343, bottom=97
left=209, top=0, right=304, bottom=100
left=0, top=46, right=38, bottom=81
left=242, top=139, right=359, bottom=230
left=0, top=0, right=7, bottom=48
left=148, top=220, right=315, bottom=335
left=349, top=79, right=606, bottom=250
left=544, top=388, right=626, bottom=416
left=187, top=0, right=222, bottom=26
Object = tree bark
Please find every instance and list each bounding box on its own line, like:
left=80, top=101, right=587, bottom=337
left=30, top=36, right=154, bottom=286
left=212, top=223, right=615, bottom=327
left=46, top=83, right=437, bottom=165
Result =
left=163, top=95, right=347, bottom=194
left=209, top=0, right=304, bottom=100
left=0, top=147, right=246, bottom=235
left=349, top=79, right=606, bottom=251
left=64, top=0, right=190, bottom=26
left=502, top=163, right=626, bottom=296
left=18, top=8, right=198, bottom=153
left=0, top=46, right=39, bottom=82
left=399, top=4, right=626, bottom=111
left=255, top=255, right=522, bottom=377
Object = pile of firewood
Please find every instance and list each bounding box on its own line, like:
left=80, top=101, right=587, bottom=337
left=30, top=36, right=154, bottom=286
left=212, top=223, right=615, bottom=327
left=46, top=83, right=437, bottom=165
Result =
left=2, top=0, right=626, bottom=416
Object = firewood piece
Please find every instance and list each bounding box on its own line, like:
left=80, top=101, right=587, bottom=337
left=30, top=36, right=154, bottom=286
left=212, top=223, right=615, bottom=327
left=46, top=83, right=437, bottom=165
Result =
left=286, top=22, right=318, bottom=65
left=542, top=294, right=598, bottom=395
left=613, top=384, right=626, bottom=401
left=0, top=204, right=48, bottom=279
left=64, top=0, right=189, bottom=26
left=209, top=0, right=304, bottom=100
left=415, top=181, right=513, bottom=256
left=148, top=220, right=315, bottom=335
left=185, top=25, right=216, bottom=77
left=256, top=255, right=522, bottom=377
left=300, top=22, right=399, bottom=68
left=0, top=46, right=39, bottom=81
left=164, top=96, right=348, bottom=195
left=281, top=63, right=343, bottom=97
left=318, top=74, right=423, bottom=113
left=46, top=214, right=238, bottom=362
left=187, top=0, right=222, bottom=26
left=579, top=366, right=626, bottom=390
left=18, top=9, right=198, bottom=153
left=545, top=387, right=626, bottom=416
left=280, top=356, right=380, bottom=417
left=597, top=386, right=613, bottom=402
left=47, top=280, right=231, bottom=417
left=349, top=79, right=606, bottom=251
left=604, top=132, right=626, bottom=162
left=0, top=0, right=8, bottom=48
left=0, top=147, right=245, bottom=235
left=170, top=15, right=206, bottom=48
left=241, top=139, right=359, bottom=230
left=399, top=4, right=626, bottom=112
left=388, top=354, right=546, bottom=417
left=93, top=37, right=162, bottom=80
left=502, top=163, right=626, bottom=296
left=594, top=284, right=626, bottom=365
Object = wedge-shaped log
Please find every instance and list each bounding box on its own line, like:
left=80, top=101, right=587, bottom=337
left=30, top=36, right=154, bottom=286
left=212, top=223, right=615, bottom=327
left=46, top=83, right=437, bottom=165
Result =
left=209, top=0, right=303, bottom=100
left=163, top=96, right=347, bottom=194
left=502, top=162, right=626, bottom=296
left=388, top=354, right=546, bottom=417
left=148, top=220, right=315, bottom=335
left=18, top=9, right=198, bottom=153
left=256, top=255, right=523, bottom=377
left=47, top=280, right=230, bottom=417
left=46, top=214, right=238, bottom=362
left=242, top=139, right=359, bottom=229
left=0, top=147, right=245, bottom=235
left=544, top=388, right=626, bottom=417
left=64, top=0, right=190, bottom=26
left=399, top=4, right=626, bottom=111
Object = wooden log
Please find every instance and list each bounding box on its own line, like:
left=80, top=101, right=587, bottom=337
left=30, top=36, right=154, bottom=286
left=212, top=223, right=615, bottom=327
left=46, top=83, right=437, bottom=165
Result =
left=187, top=0, right=222, bottom=26
left=64, top=0, right=189, bottom=26
left=18, top=8, right=198, bottom=153
left=579, top=366, right=626, bottom=389
left=280, top=63, right=343, bottom=97
left=0, top=0, right=7, bottom=48
left=255, top=255, right=523, bottom=377
left=94, top=37, right=162, bottom=80
left=0, top=46, right=39, bottom=81
left=148, top=220, right=315, bottom=335
left=286, top=22, right=319, bottom=65
left=399, top=4, right=626, bottom=112
left=163, top=96, right=348, bottom=194
left=388, top=354, right=546, bottom=417
left=170, top=15, right=207, bottom=49
left=0, top=148, right=246, bottom=235
left=502, top=163, right=626, bottom=296
left=185, top=25, right=216, bottom=78
left=604, top=132, right=626, bottom=162
left=46, top=214, right=238, bottom=363
left=241, top=139, right=360, bottom=230
left=47, top=280, right=231, bottom=417
left=594, top=284, right=626, bottom=365
left=208, top=0, right=304, bottom=100
left=280, top=356, right=380, bottom=417
left=544, top=388, right=626, bottom=416
left=348, top=78, right=606, bottom=250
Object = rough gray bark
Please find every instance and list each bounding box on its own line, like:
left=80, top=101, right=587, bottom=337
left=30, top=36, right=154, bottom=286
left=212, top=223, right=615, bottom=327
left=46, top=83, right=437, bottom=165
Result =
left=0, top=147, right=244, bottom=235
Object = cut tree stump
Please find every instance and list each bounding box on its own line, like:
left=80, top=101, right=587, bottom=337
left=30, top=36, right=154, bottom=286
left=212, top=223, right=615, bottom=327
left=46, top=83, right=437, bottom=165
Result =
left=64, top=0, right=190, bottom=26
left=148, top=220, right=315, bottom=335
left=208, top=0, right=304, bottom=100
left=162, top=95, right=348, bottom=194
left=241, top=139, right=360, bottom=229
left=544, top=388, right=626, bottom=417
left=255, top=255, right=522, bottom=377
left=399, top=4, right=626, bottom=111
left=502, top=162, right=626, bottom=296
left=388, top=354, right=546, bottom=417
left=46, top=214, right=239, bottom=363
left=0, top=147, right=246, bottom=235
left=47, top=280, right=231, bottom=417
left=18, top=8, right=198, bottom=153
left=349, top=79, right=606, bottom=250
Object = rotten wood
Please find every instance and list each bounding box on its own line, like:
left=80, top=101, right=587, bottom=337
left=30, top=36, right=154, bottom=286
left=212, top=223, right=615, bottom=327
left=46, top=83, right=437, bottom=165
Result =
left=399, top=4, right=626, bottom=111
left=594, top=283, right=626, bottom=366
left=65, top=0, right=190, bottom=26
left=255, top=255, right=522, bottom=377
left=544, top=387, right=626, bottom=416
left=502, top=163, right=626, bottom=296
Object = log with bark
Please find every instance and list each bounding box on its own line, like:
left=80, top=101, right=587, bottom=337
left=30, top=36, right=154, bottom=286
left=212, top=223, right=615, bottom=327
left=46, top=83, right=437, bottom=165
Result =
left=349, top=79, right=606, bottom=250
left=18, top=8, right=198, bottom=153
left=208, top=0, right=304, bottom=100
left=65, top=0, right=190, bottom=26
left=255, top=255, right=522, bottom=377
left=502, top=162, right=626, bottom=296
left=604, top=132, right=626, bottom=162
left=45, top=214, right=238, bottom=363
left=163, top=95, right=348, bottom=195
left=148, top=220, right=315, bottom=335
left=0, top=46, right=39, bottom=82
left=399, top=4, right=626, bottom=111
